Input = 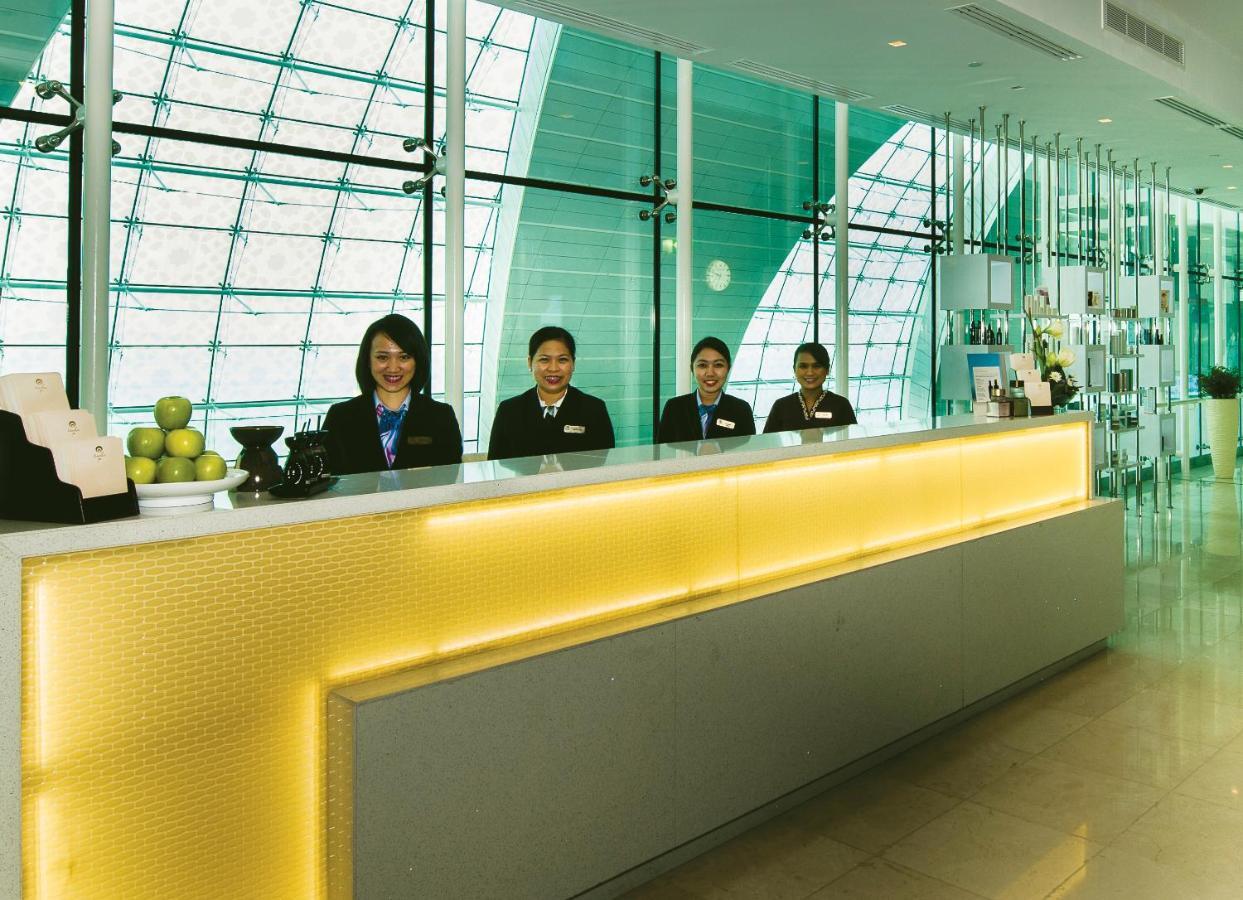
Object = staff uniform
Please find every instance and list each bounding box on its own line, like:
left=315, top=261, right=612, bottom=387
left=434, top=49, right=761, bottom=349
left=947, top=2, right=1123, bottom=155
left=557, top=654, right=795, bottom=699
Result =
left=324, top=391, right=463, bottom=475
left=487, top=386, right=615, bottom=460
left=762, top=390, right=857, bottom=433
left=657, top=392, right=756, bottom=444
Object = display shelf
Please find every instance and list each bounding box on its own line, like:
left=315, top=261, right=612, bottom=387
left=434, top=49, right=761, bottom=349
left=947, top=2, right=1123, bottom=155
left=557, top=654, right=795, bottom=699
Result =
left=1046, top=265, right=1108, bottom=315
left=1119, top=274, right=1174, bottom=318
left=938, top=253, right=1015, bottom=310
left=1138, top=344, right=1175, bottom=387
left=936, top=343, right=1016, bottom=402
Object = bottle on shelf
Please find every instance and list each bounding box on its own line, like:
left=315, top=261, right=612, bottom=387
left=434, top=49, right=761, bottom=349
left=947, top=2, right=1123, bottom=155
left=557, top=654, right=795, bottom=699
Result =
left=984, top=322, right=995, bottom=345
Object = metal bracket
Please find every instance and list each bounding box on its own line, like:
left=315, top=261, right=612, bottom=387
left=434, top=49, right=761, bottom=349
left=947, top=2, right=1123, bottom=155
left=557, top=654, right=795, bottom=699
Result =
left=33, top=80, right=123, bottom=155
left=401, top=137, right=446, bottom=194
left=639, top=174, right=677, bottom=223
left=802, top=200, right=834, bottom=241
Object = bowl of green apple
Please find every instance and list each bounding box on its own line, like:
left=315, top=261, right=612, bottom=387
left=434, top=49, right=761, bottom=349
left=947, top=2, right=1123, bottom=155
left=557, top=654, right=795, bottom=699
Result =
left=123, top=396, right=248, bottom=516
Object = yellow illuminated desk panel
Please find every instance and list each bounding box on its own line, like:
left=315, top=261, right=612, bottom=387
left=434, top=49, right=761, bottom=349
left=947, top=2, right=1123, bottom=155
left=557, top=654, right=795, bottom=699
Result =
left=0, top=413, right=1095, bottom=898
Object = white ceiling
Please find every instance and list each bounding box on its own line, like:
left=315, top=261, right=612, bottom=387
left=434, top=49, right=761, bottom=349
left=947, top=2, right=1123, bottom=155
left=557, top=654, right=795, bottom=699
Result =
left=505, top=0, right=1243, bottom=206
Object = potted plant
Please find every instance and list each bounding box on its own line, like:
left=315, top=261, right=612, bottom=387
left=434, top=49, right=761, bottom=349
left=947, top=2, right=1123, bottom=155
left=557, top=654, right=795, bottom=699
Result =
left=1198, top=366, right=1242, bottom=479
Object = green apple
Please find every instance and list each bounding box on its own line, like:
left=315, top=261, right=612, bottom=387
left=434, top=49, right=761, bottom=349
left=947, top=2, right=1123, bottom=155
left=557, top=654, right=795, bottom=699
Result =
left=165, top=428, right=205, bottom=459
left=127, top=427, right=166, bottom=460
left=156, top=457, right=196, bottom=483
left=194, top=453, right=227, bottom=482
left=124, top=455, right=157, bottom=484
left=154, top=396, right=193, bottom=431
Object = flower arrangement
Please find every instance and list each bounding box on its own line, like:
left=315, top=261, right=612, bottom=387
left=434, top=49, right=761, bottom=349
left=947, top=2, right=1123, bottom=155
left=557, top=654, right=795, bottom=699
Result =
left=1026, top=313, right=1080, bottom=407
left=1197, top=366, right=1241, bottom=400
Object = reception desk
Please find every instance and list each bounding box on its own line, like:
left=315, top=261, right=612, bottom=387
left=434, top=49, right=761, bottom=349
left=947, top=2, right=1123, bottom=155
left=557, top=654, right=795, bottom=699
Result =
left=0, top=413, right=1122, bottom=899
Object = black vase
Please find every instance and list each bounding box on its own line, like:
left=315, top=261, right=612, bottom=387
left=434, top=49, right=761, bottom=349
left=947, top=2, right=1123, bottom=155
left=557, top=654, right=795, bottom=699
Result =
left=230, top=425, right=285, bottom=493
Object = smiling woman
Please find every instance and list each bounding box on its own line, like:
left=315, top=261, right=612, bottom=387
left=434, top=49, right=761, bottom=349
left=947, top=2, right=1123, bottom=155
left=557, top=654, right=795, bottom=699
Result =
left=486, top=325, right=615, bottom=460
left=322, top=314, right=463, bottom=475
left=657, top=336, right=757, bottom=443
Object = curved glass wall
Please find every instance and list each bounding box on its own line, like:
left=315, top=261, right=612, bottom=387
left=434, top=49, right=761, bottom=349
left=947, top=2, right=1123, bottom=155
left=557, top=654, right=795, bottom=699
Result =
left=6, top=2, right=1242, bottom=461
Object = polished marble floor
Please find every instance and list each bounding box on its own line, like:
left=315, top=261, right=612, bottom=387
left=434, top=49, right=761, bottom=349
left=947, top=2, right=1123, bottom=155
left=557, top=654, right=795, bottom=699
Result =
left=626, top=469, right=1243, bottom=899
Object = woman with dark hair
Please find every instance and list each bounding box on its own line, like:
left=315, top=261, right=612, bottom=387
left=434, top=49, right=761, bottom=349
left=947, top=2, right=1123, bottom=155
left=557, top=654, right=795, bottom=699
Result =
left=323, top=313, right=463, bottom=474
left=657, top=336, right=756, bottom=443
left=487, top=325, right=615, bottom=460
left=762, top=341, right=857, bottom=433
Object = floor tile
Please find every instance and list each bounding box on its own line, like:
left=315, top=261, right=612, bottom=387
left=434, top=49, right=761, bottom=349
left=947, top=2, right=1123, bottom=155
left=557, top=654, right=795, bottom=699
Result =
left=1100, top=687, right=1243, bottom=747
left=882, top=801, right=1099, bottom=900
left=808, top=858, right=982, bottom=899
left=782, top=772, right=960, bottom=854
left=1046, top=846, right=1228, bottom=899
left=957, top=700, right=1092, bottom=755
left=875, top=730, right=1029, bottom=799
left=1110, top=792, right=1243, bottom=892
left=1038, top=718, right=1217, bottom=789
left=969, top=756, right=1164, bottom=844
left=1175, top=748, right=1243, bottom=810
left=663, top=817, right=868, bottom=900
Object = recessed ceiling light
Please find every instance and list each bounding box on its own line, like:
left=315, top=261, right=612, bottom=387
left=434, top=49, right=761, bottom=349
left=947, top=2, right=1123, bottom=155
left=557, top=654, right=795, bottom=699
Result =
left=1098, top=117, right=1113, bottom=124
left=888, top=40, right=908, bottom=47
left=1229, top=186, right=1238, bottom=191
left=967, top=61, right=983, bottom=68
left=1225, top=164, right=1234, bottom=169
left=1010, top=85, right=1025, bottom=91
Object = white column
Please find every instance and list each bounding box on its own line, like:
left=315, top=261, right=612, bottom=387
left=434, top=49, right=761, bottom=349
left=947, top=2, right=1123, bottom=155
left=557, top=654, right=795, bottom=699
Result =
left=675, top=59, right=693, bottom=395
left=1177, top=198, right=1191, bottom=475
left=834, top=101, right=849, bottom=397
left=1214, top=206, right=1226, bottom=366
left=81, top=0, right=115, bottom=429
left=444, top=0, right=466, bottom=418
left=951, top=133, right=964, bottom=254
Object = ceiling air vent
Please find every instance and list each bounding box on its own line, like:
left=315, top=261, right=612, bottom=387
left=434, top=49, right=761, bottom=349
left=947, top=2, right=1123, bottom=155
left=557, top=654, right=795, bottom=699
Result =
left=882, top=105, right=971, bottom=133
left=504, top=0, right=711, bottom=56
left=948, top=5, right=1083, bottom=61
left=730, top=59, right=872, bottom=102
left=1154, top=96, right=1226, bottom=127
left=1103, top=2, right=1184, bottom=66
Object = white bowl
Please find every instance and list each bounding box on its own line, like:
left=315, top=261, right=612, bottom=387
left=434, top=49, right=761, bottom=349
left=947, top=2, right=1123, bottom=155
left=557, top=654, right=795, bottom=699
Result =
left=135, top=468, right=249, bottom=516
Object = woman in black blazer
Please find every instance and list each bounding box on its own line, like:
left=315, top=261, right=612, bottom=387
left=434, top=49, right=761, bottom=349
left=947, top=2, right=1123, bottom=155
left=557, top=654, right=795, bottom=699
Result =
left=487, top=326, right=615, bottom=460
left=323, top=313, right=463, bottom=475
left=763, top=341, right=857, bottom=433
left=657, top=336, right=756, bottom=444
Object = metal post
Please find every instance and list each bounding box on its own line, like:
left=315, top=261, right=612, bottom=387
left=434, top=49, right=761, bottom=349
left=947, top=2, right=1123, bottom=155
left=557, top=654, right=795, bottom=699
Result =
left=1177, top=197, right=1192, bottom=476
left=444, top=0, right=466, bottom=418
left=1214, top=206, right=1226, bottom=365
left=676, top=58, right=693, bottom=394
left=952, top=125, right=965, bottom=253
left=80, top=0, right=115, bottom=428
left=835, top=101, right=849, bottom=397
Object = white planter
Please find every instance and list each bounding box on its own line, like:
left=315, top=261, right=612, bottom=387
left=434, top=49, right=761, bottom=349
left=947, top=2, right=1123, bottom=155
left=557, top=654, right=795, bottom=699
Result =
left=1205, top=397, right=1241, bottom=479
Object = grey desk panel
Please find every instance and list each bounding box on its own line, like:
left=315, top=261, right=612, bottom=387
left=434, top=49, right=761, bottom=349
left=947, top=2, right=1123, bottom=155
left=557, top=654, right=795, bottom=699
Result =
left=672, top=547, right=964, bottom=842
left=349, top=625, right=676, bottom=900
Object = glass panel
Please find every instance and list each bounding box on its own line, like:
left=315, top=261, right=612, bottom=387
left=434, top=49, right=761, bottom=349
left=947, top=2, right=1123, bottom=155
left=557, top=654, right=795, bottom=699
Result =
left=476, top=180, right=653, bottom=447
left=693, top=64, right=812, bottom=215
left=106, top=136, right=430, bottom=461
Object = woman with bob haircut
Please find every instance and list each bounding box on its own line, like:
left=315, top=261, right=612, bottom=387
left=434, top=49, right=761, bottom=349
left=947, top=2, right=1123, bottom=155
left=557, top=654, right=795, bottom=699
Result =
left=657, top=336, right=756, bottom=443
left=487, top=325, right=615, bottom=460
left=762, top=341, right=857, bottom=433
left=323, top=313, right=463, bottom=474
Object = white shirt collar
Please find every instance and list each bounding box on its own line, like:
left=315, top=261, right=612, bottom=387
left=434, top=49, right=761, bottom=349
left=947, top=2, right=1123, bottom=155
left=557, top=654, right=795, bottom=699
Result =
left=538, top=390, right=568, bottom=411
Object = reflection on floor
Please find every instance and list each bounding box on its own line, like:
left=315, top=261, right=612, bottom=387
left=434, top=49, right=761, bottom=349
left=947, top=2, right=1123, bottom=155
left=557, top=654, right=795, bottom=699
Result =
left=625, top=469, right=1243, bottom=899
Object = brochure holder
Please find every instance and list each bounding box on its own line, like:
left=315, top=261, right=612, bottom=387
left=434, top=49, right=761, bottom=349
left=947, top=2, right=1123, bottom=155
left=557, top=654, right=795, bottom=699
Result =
left=0, top=410, right=138, bottom=524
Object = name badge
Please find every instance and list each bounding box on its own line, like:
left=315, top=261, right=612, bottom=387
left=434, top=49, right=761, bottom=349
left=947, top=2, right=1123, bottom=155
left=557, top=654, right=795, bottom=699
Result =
left=715, top=418, right=735, bottom=430
left=407, top=435, right=433, bottom=445
left=814, top=411, right=833, bottom=420
left=563, top=424, right=586, bottom=434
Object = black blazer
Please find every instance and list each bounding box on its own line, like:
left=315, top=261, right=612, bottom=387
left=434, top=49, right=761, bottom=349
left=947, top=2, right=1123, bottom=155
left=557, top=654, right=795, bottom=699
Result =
left=323, top=392, right=463, bottom=475
left=762, top=391, right=857, bottom=433
left=487, top=386, right=615, bottom=461
left=657, top=392, right=756, bottom=444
